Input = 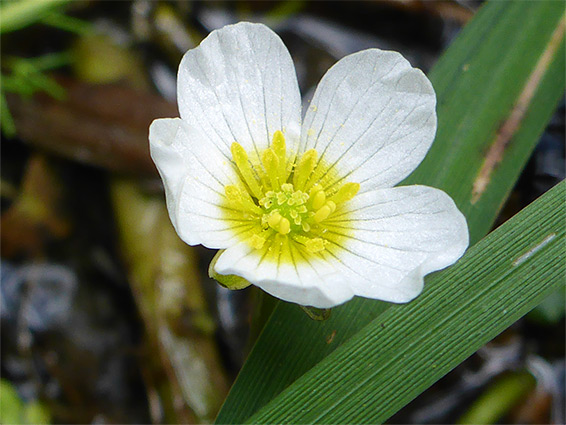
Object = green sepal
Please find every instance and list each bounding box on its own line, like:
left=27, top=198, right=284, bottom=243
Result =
left=300, top=305, right=332, bottom=321
left=209, top=250, right=252, bottom=290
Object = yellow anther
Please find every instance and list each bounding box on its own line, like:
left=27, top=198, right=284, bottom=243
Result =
left=314, top=205, right=332, bottom=223
left=272, top=130, right=288, bottom=181
left=277, top=217, right=291, bottom=234
left=329, top=182, right=360, bottom=204
left=272, top=130, right=285, bottom=149
left=225, top=185, right=262, bottom=215
left=309, top=184, right=323, bottom=201
left=224, top=139, right=360, bottom=254
left=305, top=238, right=327, bottom=253
left=225, top=185, right=240, bottom=200
left=292, top=235, right=327, bottom=253
left=262, top=148, right=280, bottom=190
left=231, top=142, right=264, bottom=200
left=250, top=234, right=266, bottom=250
left=312, top=190, right=326, bottom=210
left=293, top=149, right=318, bottom=190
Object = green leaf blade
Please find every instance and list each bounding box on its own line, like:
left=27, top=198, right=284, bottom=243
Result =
left=406, top=0, right=565, bottom=245
left=247, top=182, right=565, bottom=424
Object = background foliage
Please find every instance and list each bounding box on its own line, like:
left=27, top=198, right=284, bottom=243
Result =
left=1, top=1, right=564, bottom=424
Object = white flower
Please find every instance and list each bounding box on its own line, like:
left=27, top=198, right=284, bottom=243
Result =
left=149, top=22, right=469, bottom=308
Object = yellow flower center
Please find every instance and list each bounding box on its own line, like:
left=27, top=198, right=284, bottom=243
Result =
left=223, top=131, right=359, bottom=255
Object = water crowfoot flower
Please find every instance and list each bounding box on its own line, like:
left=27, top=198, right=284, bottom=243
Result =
left=149, top=22, right=469, bottom=308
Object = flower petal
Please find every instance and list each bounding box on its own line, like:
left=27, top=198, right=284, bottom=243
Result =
left=150, top=118, right=250, bottom=249
left=214, top=240, right=355, bottom=308
left=301, top=49, right=436, bottom=192
left=149, top=118, right=186, bottom=230
left=178, top=22, right=302, bottom=160
left=324, top=185, right=468, bottom=303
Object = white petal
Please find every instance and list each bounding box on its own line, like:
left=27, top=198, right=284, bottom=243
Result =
left=214, top=240, right=355, bottom=308
left=149, top=118, right=186, bottom=230
left=150, top=118, right=248, bottom=249
left=325, top=185, right=468, bottom=303
left=178, top=22, right=302, bottom=160
left=301, top=49, right=436, bottom=192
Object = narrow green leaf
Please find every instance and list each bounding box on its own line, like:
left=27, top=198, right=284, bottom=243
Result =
left=215, top=2, right=565, bottom=423
left=0, top=0, right=71, bottom=34
left=247, top=182, right=565, bottom=424
left=407, top=2, right=566, bottom=245
left=40, top=12, right=91, bottom=35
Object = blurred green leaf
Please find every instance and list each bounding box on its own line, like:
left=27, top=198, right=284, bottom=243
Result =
left=41, top=11, right=90, bottom=34
left=1, top=52, right=71, bottom=136
left=0, top=0, right=71, bottom=34
left=22, top=402, right=51, bottom=425
left=215, top=1, right=565, bottom=423
left=457, top=371, right=536, bottom=424
left=0, top=380, right=24, bottom=424
left=3, top=54, right=71, bottom=98
left=246, top=181, right=564, bottom=424
left=0, top=0, right=83, bottom=137
left=0, top=380, right=51, bottom=425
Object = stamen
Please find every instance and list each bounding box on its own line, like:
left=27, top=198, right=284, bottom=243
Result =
left=249, top=228, right=274, bottom=250
left=293, top=149, right=318, bottom=190
left=292, top=235, right=328, bottom=253
left=262, top=148, right=280, bottom=190
left=226, top=132, right=359, bottom=257
left=268, top=211, right=282, bottom=228
left=314, top=204, right=332, bottom=223
left=250, top=234, right=266, bottom=249
left=271, top=131, right=288, bottom=182
left=278, top=217, right=291, bottom=234
left=268, top=211, right=291, bottom=234
left=329, top=182, right=360, bottom=204
left=306, top=238, right=327, bottom=253
left=231, top=142, right=264, bottom=200
left=302, top=160, right=327, bottom=192
left=276, top=192, right=287, bottom=205
left=312, top=189, right=326, bottom=210
left=225, top=185, right=262, bottom=215
left=326, top=200, right=336, bottom=213
left=281, top=183, right=293, bottom=192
